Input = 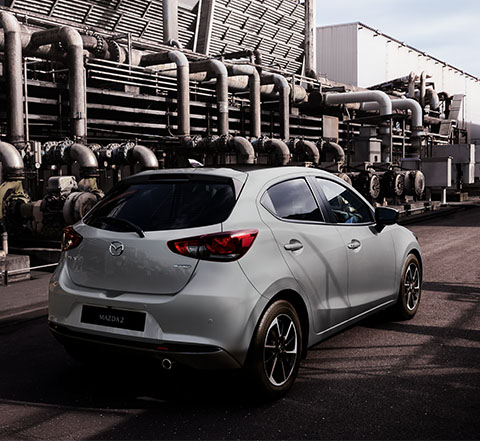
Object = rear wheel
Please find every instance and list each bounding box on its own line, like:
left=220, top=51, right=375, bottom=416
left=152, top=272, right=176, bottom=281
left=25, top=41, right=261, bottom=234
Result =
left=245, top=300, right=302, bottom=399
left=394, top=254, right=422, bottom=320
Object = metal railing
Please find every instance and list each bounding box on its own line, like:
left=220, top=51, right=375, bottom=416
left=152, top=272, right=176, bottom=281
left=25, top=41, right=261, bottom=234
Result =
left=1, top=263, right=58, bottom=286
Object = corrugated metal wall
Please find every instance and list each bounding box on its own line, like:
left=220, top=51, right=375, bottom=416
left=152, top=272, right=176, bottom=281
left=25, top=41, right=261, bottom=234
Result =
left=208, top=0, right=305, bottom=74
left=10, top=0, right=197, bottom=49
left=316, top=23, right=358, bottom=86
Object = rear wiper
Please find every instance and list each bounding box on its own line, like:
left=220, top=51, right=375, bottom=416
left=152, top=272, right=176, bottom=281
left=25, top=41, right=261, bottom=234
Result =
left=96, top=216, right=145, bottom=238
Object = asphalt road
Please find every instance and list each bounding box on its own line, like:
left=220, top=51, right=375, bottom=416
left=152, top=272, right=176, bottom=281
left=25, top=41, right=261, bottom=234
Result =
left=1, top=208, right=479, bottom=440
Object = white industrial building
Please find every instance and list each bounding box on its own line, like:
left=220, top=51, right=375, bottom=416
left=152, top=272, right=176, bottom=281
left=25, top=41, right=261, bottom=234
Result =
left=316, top=22, right=480, bottom=145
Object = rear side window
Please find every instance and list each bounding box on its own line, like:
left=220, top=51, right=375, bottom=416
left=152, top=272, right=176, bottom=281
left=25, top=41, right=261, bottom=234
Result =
left=84, top=179, right=236, bottom=232
left=261, top=178, right=323, bottom=222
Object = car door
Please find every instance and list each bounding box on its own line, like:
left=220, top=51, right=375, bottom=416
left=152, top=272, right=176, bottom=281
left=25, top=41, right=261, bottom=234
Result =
left=315, top=178, right=397, bottom=316
left=258, top=176, right=350, bottom=333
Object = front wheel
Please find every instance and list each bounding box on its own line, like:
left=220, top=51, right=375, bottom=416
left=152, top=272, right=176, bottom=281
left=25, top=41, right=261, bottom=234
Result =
left=393, top=254, right=422, bottom=320
left=245, top=300, right=302, bottom=399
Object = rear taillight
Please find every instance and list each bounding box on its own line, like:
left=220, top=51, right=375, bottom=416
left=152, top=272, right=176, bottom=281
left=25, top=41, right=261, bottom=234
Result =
left=61, top=226, right=83, bottom=251
left=167, top=230, right=258, bottom=262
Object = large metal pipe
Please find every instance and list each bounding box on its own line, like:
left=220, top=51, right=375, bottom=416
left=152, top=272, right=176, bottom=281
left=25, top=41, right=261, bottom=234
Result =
left=29, top=27, right=87, bottom=142
left=253, top=138, right=290, bottom=166
left=407, top=71, right=416, bottom=99
left=130, top=145, right=159, bottom=170
left=140, top=51, right=190, bottom=139
left=64, top=143, right=98, bottom=176
left=320, top=140, right=345, bottom=165
left=227, top=65, right=261, bottom=138
left=229, top=136, right=255, bottom=164
left=324, top=90, right=392, bottom=115
left=304, top=0, right=316, bottom=78
left=290, top=139, right=320, bottom=164
left=261, top=74, right=290, bottom=140
left=0, top=12, right=25, bottom=148
left=163, top=0, right=179, bottom=45
left=190, top=59, right=229, bottom=135
left=362, top=98, right=423, bottom=138
left=0, top=141, right=24, bottom=179
left=426, top=88, right=440, bottom=111
left=420, top=71, right=426, bottom=109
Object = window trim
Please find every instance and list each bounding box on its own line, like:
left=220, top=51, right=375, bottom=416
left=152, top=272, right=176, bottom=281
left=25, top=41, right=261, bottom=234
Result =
left=312, top=177, right=376, bottom=226
left=260, top=177, right=328, bottom=225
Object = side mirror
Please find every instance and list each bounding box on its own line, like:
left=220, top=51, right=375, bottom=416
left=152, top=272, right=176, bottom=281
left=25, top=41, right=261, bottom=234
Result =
left=375, top=207, right=399, bottom=226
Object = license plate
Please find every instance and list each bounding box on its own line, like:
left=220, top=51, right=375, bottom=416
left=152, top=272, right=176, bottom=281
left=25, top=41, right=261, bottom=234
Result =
left=81, top=305, right=146, bottom=332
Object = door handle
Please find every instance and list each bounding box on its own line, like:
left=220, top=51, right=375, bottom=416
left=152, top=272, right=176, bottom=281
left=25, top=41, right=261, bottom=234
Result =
left=284, top=240, right=303, bottom=252
left=347, top=239, right=361, bottom=250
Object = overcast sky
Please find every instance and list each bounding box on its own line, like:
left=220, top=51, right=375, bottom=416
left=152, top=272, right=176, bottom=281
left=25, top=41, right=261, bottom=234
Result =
left=315, top=0, right=480, bottom=78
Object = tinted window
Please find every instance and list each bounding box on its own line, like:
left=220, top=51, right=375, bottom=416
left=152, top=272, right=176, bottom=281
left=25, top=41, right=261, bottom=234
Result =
left=84, top=179, right=236, bottom=232
left=317, top=179, right=373, bottom=224
left=262, top=179, right=323, bottom=222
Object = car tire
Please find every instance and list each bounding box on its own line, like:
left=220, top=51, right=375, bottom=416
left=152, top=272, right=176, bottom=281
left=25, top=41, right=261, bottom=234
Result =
left=245, top=300, right=302, bottom=400
left=394, top=254, right=422, bottom=320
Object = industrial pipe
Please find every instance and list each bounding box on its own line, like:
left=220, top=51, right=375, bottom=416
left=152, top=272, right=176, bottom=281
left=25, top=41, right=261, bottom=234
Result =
left=163, top=0, right=179, bottom=45
left=227, top=65, right=261, bottom=138
left=319, top=140, right=345, bottom=165
left=362, top=98, right=423, bottom=138
left=29, top=26, right=87, bottom=142
left=129, top=145, right=159, bottom=170
left=261, top=73, right=290, bottom=140
left=0, top=141, right=25, bottom=179
left=253, top=138, right=290, bottom=166
left=190, top=59, right=229, bottom=135
left=64, top=143, right=98, bottom=177
left=407, top=71, right=416, bottom=99
left=140, top=50, right=190, bottom=139
left=324, top=90, right=392, bottom=115
left=420, top=71, right=426, bottom=109
left=229, top=136, right=255, bottom=164
left=0, top=12, right=25, bottom=148
left=289, top=139, right=319, bottom=164
left=426, top=88, right=440, bottom=111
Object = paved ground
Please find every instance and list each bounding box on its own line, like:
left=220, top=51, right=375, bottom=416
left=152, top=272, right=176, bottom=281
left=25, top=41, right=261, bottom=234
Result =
left=0, top=207, right=478, bottom=440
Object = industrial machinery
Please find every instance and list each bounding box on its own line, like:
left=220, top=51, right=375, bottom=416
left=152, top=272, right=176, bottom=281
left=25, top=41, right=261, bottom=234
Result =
left=0, top=0, right=471, bottom=247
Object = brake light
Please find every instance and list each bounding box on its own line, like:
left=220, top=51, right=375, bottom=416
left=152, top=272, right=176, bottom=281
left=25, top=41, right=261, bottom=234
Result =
left=61, top=226, right=83, bottom=251
left=168, top=230, right=258, bottom=262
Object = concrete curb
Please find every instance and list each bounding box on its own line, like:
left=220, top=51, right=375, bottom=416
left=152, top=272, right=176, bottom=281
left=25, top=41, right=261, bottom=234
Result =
left=0, top=305, right=47, bottom=327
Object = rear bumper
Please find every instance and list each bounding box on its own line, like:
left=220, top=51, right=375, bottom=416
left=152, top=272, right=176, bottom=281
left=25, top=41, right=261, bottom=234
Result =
left=48, top=257, right=269, bottom=368
left=49, top=321, right=241, bottom=369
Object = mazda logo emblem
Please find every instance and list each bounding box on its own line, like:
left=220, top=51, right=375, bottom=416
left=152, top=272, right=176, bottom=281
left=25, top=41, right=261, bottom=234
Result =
left=109, top=241, right=125, bottom=257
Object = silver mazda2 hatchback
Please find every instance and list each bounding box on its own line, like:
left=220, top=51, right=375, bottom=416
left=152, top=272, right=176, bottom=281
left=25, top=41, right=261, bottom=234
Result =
left=49, top=167, right=422, bottom=398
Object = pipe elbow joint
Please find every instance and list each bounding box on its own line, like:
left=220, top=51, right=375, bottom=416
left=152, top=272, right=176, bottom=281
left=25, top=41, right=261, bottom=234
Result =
left=0, top=141, right=24, bottom=179
left=130, top=145, right=159, bottom=170
left=229, top=136, right=255, bottom=164
left=66, top=143, right=99, bottom=176
left=58, top=26, right=83, bottom=50
left=0, top=11, right=21, bottom=34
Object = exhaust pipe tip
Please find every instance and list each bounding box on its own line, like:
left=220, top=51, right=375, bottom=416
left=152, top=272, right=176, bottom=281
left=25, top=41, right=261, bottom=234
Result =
left=161, top=358, right=173, bottom=370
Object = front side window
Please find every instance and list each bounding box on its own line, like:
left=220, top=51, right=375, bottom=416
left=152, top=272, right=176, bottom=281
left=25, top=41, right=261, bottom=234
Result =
left=317, top=179, right=374, bottom=224
left=261, top=179, right=323, bottom=222
left=84, top=179, right=236, bottom=232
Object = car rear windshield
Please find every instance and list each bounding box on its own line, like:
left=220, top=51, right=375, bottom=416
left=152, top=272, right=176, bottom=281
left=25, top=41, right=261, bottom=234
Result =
left=84, top=178, right=237, bottom=232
